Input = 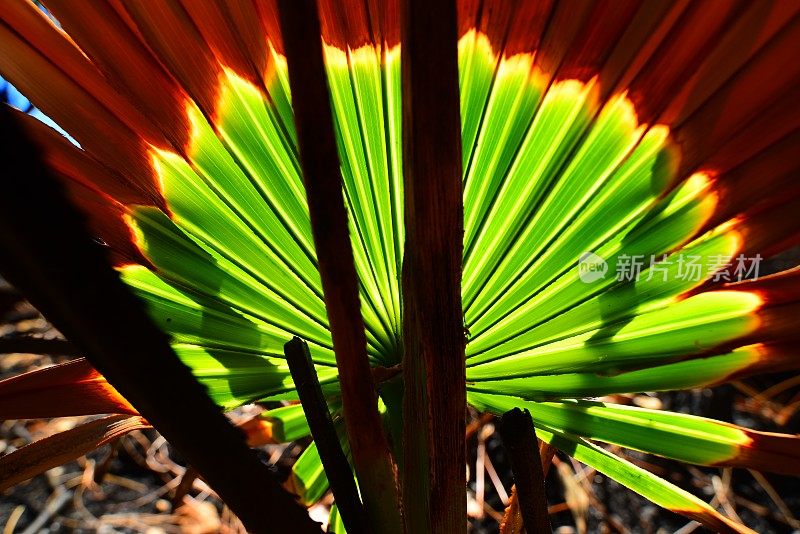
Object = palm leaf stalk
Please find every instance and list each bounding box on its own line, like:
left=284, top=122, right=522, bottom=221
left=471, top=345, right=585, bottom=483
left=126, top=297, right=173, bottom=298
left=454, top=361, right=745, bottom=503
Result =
left=1, top=1, right=800, bottom=532
left=283, top=338, right=367, bottom=533
left=399, top=0, right=467, bottom=531
left=276, top=0, right=402, bottom=528
left=498, top=408, right=552, bottom=533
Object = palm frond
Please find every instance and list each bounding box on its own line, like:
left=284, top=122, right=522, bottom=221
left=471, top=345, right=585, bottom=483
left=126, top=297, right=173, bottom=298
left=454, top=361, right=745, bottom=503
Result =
left=1, top=1, right=799, bottom=531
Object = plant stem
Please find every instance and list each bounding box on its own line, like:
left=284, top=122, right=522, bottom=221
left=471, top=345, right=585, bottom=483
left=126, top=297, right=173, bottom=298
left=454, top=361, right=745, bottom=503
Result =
left=400, top=0, right=466, bottom=531
left=499, top=409, right=552, bottom=534
left=285, top=337, right=367, bottom=534
left=276, top=2, right=403, bottom=531
left=501, top=442, right=557, bottom=533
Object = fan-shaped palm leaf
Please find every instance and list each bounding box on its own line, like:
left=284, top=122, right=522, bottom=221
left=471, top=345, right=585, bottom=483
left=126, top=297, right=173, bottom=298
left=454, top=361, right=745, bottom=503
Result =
left=1, top=1, right=799, bottom=532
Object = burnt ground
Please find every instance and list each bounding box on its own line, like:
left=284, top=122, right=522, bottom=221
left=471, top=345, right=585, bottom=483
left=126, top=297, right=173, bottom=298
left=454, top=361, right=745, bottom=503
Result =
left=1, top=276, right=798, bottom=533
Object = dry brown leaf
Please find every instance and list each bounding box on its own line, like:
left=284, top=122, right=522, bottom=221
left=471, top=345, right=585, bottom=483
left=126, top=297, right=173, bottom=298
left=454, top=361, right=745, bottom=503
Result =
left=0, top=414, right=149, bottom=491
